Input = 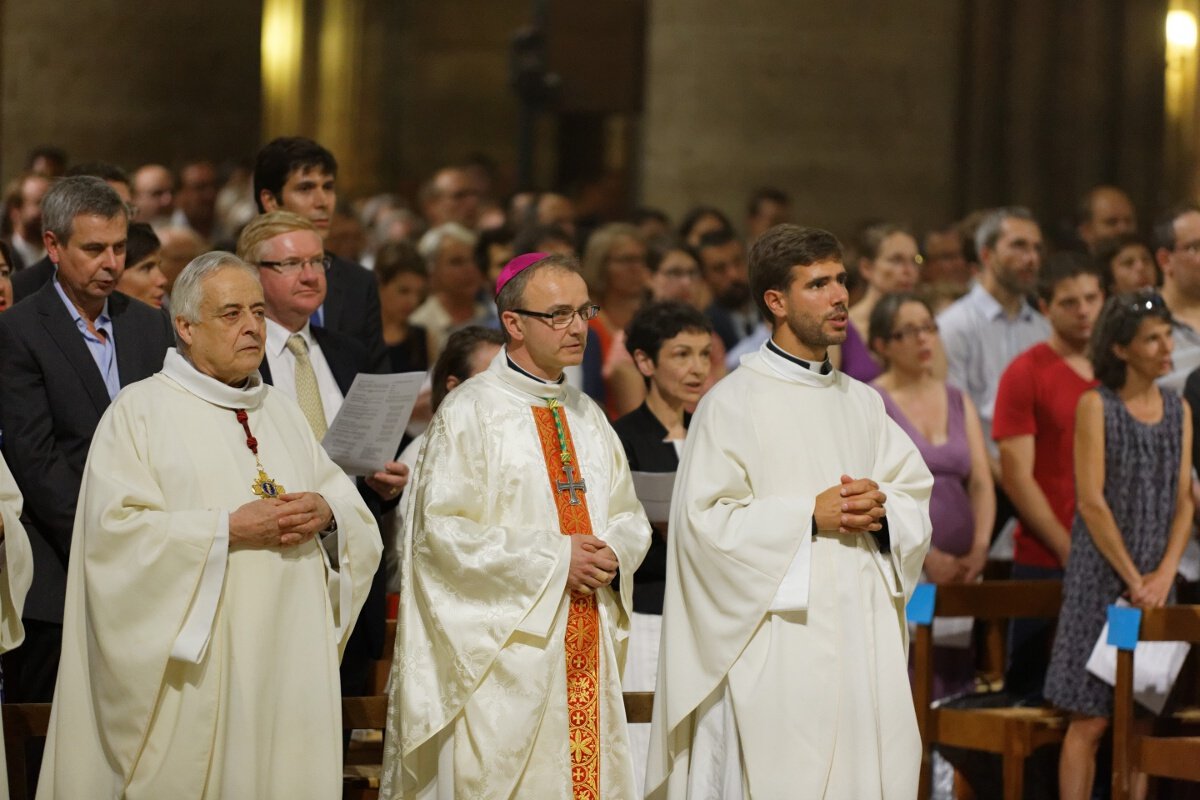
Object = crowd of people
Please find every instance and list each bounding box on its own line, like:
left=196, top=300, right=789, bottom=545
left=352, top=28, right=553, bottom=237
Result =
left=0, top=136, right=1196, bottom=799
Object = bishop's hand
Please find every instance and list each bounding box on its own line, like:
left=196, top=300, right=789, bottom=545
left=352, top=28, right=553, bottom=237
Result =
left=814, top=474, right=886, bottom=534
left=568, top=534, right=619, bottom=594
left=274, top=492, right=334, bottom=546
left=229, top=498, right=286, bottom=549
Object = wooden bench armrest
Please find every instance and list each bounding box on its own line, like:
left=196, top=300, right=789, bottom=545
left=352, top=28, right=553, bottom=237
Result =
left=917, top=580, right=1062, bottom=621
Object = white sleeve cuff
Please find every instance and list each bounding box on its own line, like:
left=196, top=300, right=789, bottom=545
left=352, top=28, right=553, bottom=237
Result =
left=516, top=537, right=571, bottom=638
left=171, top=512, right=229, bottom=663
left=768, top=531, right=813, bottom=612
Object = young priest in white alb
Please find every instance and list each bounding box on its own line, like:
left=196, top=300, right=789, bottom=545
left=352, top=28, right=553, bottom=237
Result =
left=646, top=225, right=933, bottom=799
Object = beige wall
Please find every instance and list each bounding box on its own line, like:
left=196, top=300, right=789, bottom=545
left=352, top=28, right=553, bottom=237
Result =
left=1, top=0, right=261, bottom=178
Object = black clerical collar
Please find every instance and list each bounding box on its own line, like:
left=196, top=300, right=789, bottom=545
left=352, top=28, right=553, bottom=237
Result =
left=767, top=339, right=833, bottom=375
left=506, top=355, right=566, bottom=385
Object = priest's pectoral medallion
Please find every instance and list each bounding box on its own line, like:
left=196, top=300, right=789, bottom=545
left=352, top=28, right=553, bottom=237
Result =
left=251, top=468, right=285, bottom=499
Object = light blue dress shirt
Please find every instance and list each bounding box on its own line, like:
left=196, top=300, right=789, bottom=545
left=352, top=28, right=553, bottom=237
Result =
left=53, top=277, right=119, bottom=400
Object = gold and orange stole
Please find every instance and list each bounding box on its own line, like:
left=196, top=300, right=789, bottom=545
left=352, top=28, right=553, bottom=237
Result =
left=532, top=403, right=601, bottom=799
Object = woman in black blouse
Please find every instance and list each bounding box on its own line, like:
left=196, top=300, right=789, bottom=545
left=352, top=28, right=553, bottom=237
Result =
left=610, top=300, right=713, bottom=788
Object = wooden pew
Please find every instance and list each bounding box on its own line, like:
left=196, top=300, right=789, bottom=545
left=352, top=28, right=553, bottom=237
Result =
left=912, top=579, right=1065, bottom=800
left=2, top=703, right=51, bottom=800
left=1111, top=604, right=1200, bottom=800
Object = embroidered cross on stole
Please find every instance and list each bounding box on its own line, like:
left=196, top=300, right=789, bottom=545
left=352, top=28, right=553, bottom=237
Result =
left=532, top=399, right=601, bottom=799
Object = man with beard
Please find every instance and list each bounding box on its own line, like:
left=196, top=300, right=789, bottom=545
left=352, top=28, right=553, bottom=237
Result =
left=697, top=229, right=756, bottom=350
left=646, top=225, right=933, bottom=798
left=938, top=207, right=1050, bottom=456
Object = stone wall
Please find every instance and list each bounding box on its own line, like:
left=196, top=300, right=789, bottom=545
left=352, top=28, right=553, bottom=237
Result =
left=1, top=0, right=262, bottom=177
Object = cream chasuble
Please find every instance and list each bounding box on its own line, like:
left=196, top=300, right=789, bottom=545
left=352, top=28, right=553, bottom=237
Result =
left=0, top=456, right=33, bottom=800
left=380, top=350, right=651, bottom=799
left=37, top=349, right=382, bottom=800
left=645, top=342, right=933, bottom=800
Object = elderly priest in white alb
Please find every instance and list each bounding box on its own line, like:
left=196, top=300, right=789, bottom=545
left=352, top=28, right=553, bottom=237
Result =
left=381, top=253, right=651, bottom=799
left=37, top=253, right=382, bottom=799
left=646, top=225, right=933, bottom=800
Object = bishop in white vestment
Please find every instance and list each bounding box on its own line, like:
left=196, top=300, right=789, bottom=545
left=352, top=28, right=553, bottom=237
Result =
left=37, top=254, right=382, bottom=799
left=646, top=226, right=933, bottom=799
left=0, top=455, right=33, bottom=800
left=381, top=253, right=652, bottom=799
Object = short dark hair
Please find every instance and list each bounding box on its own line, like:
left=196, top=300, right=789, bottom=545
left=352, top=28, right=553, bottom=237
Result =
left=1090, top=290, right=1173, bottom=390
left=475, top=226, right=515, bottom=274
left=25, top=146, right=67, bottom=173
left=253, top=137, right=338, bottom=212
left=373, top=240, right=427, bottom=286
left=512, top=223, right=572, bottom=256
left=647, top=236, right=697, bottom=273
left=65, top=161, right=130, bottom=190
left=0, top=240, right=13, bottom=273
left=624, top=301, right=713, bottom=385
left=748, top=224, right=843, bottom=321
left=695, top=228, right=738, bottom=257
left=867, top=292, right=933, bottom=355
left=1152, top=202, right=1200, bottom=252
left=1036, top=250, right=1101, bottom=304
left=747, top=187, right=790, bottom=217
left=125, top=222, right=161, bottom=268
left=630, top=206, right=670, bottom=227
left=677, top=205, right=733, bottom=243
left=1093, top=233, right=1154, bottom=295
left=431, top=326, right=505, bottom=411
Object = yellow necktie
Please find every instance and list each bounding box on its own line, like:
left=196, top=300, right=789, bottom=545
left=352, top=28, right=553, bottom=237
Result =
left=285, top=333, right=328, bottom=439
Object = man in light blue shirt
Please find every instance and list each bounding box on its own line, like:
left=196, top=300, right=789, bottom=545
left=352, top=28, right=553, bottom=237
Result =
left=938, top=207, right=1051, bottom=466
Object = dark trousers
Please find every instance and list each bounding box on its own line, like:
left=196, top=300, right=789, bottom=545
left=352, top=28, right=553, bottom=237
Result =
left=2, top=619, right=61, bottom=703
left=1005, top=563, right=1064, bottom=700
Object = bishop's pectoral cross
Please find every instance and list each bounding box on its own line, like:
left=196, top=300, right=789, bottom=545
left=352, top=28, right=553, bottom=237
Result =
left=557, top=463, right=587, bottom=505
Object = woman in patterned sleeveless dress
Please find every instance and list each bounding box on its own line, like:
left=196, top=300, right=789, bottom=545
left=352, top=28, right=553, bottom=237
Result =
left=1045, top=291, right=1193, bottom=800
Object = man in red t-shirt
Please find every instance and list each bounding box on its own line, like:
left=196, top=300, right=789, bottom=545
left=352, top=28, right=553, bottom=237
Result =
left=993, top=252, right=1104, bottom=697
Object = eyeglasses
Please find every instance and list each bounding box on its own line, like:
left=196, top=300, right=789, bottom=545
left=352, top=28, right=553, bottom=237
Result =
left=257, top=255, right=332, bottom=275
left=513, top=304, right=600, bottom=329
left=888, top=322, right=939, bottom=342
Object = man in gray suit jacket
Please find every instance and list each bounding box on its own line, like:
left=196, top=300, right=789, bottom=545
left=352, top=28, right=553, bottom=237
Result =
left=0, top=176, right=173, bottom=701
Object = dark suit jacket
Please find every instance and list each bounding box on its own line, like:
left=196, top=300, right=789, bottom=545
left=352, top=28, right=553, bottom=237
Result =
left=11, top=256, right=54, bottom=304
left=610, top=403, right=689, bottom=615
left=0, top=283, right=173, bottom=622
left=325, top=255, right=387, bottom=373
left=259, top=325, right=389, bottom=670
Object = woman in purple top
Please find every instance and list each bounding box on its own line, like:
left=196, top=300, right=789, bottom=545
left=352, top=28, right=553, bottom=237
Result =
left=837, top=223, right=922, bottom=382
left=870, top=293, right=996, bottom=698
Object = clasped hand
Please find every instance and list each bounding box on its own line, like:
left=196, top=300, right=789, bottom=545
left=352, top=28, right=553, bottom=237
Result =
left=814, top=474, right=887, bottom=534
left=229, top=492, right=333, bottom=549
left=1128, top=567, right=1174, bottom=609
left=568, top=534, right=619, bottom=594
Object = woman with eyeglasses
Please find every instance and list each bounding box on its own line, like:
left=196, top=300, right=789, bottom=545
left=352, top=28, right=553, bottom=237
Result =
left=1046, top=291, right=1192, bottom=800
left=580, top=223, right=653, bottom=419
left=869, top=293, right=995, bottom=699
left=839, top=223, right=923, bottom=382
